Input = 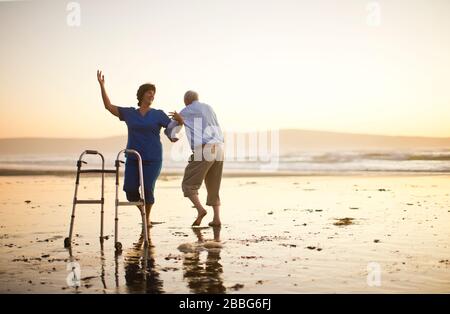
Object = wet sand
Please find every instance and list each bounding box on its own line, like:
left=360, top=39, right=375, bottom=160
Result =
left=0, top=174, right=449, bottom=293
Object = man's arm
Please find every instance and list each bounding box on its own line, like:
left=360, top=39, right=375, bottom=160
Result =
left=169, top=111, right=184, bottom=125
left=97, top=70, right=119, bottom=118
left=165, top=110, right=184, bottom=141
left=164, top=119, right=183, bottom=142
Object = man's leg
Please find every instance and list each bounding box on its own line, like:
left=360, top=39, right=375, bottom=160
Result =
left=187, top=194, right=207, bottom=226
left=212, top=225, right=221, bottom=241
left=205, top=160, right=223, bottom=226
left=182, top=158, right=212, bottom=226
left=209, top=205, right=221, bottom=226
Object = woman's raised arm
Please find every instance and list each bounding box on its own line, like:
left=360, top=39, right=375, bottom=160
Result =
left=97, top=70, right=119, bottom=118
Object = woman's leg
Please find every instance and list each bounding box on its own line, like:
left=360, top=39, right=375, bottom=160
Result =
left=145, top=203, right=153, bottom=227
left=141, top=161, right=162, bottom=228
left=124, top=160, right=142, bottom=217
left=124, top=161, right=153, bottom=230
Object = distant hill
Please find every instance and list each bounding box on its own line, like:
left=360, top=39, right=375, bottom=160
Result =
left=0, top=136, right=128, bottom=154
left=277, top=129, right=450, bottom=153
left=0, top=129, right=449, bottom=156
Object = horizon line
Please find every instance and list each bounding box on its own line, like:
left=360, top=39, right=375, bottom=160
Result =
left=1, top=128, right=450, bottom=141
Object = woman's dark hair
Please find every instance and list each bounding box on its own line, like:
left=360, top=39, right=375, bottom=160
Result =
left=136, top=83, right=156, bottom=106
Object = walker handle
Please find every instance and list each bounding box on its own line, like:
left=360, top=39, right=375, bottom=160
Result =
left=85, top=150, right=99, bottom=155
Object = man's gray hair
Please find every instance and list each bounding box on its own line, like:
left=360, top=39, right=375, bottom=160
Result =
left=184, top=90, right=199, bottom=104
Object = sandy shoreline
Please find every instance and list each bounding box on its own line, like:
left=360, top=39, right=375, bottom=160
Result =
left=1, top=167, right=449, bottom=177
left=0, top=174, right=449, bottom=293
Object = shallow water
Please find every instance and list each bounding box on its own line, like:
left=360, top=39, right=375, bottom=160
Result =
left=0, top=174, right=449, bottom=293
left=1, top=149, right=450, bottom=173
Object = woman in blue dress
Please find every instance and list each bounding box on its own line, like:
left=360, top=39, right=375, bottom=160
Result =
left=96, top=70, right=183, bottom=227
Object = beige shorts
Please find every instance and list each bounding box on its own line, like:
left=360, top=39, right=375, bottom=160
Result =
left=182, top=144, right=224, bottom=206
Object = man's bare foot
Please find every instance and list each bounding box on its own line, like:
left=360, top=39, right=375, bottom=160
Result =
left=192, top=209, right=207, bottom=227
left=208, top=220, right=221, bottom=227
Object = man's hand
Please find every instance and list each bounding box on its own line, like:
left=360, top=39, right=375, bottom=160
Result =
left=169, top=111, right=184, bottom=125
left=97, top=70, right=105, bottom=86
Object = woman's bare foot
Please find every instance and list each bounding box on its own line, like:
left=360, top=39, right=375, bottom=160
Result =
left=192, top=209, right=207, bottom=227
left=140, top=222, right=152, bottom=235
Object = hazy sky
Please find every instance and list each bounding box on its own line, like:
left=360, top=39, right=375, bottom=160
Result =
left=0, top=0, right=449, bottom=138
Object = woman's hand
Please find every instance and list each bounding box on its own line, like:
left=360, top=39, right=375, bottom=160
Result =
left=97, top=70, right=119, bottom=118
left=97, top=70, right=105, bottom=86
left=169, top=111, right=184, bottom=125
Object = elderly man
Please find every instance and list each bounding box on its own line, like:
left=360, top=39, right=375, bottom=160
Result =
left=167, top=91, right=224, bottom=227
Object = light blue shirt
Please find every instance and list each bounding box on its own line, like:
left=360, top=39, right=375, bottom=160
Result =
left=166, top=101, right=224, bottom=150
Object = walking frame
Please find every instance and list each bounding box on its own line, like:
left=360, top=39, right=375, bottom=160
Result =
left=64, top=149, right=149, bottom=253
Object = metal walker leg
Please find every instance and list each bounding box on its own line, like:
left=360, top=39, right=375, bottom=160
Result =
left=64, top=150, right=115, bottom=248
left=114, top=149, right=149, bottom=254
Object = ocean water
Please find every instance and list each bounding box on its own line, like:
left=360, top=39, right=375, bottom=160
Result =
left=0, top=149, right=449, bottom=173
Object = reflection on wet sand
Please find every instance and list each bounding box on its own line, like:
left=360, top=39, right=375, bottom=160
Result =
left=3, top=175, right=450, bottom=293
left=122, top=230, right=164, bottom=294
left=181, top=227, right=226, bottom=294
left=100, top=244, right=107, bottom=291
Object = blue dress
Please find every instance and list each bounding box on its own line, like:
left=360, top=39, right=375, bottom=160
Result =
left=118, top=107, right=171, bottom=204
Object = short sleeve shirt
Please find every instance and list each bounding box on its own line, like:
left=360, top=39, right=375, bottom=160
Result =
left=178, top=101, right=224, bottom=150
left=118, top=107, right=171, bottom=161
